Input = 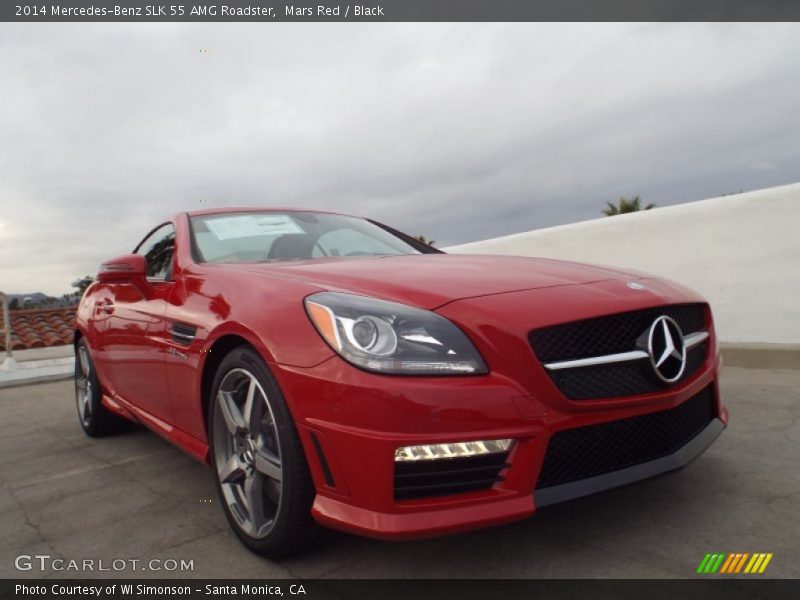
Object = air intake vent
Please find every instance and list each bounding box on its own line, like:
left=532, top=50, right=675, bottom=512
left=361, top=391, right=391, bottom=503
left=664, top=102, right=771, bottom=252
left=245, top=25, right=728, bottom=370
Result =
left=536, top=385, right=715, bottom=490
left=394, top=453, right=509, bottom=501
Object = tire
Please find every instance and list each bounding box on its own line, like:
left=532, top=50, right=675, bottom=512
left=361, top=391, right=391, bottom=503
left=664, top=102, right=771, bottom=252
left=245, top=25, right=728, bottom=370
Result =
left=74, top=338, right=130, bottom=436
left=208, top=345, right=329, bottom=558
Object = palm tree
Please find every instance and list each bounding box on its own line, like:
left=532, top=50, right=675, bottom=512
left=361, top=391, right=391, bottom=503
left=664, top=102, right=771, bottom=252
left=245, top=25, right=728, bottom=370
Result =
left=602, top=196, right=656, bottom=216
left=413, top=235, right=436, bottom=246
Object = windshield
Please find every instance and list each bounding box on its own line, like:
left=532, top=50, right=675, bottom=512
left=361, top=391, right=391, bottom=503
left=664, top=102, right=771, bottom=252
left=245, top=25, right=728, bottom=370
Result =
left=190, top=211, right=428, bottom=263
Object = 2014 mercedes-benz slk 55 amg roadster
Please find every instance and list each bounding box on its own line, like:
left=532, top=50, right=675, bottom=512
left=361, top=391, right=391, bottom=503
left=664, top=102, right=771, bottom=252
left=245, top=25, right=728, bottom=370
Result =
left=74, top=207, right=727, bottom=557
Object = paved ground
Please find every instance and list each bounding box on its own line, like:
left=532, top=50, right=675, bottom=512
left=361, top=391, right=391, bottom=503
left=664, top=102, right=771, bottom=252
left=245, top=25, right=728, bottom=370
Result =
left=1, top=368, right=798, bottom=579
left=0, top=346, right=74, bottom=389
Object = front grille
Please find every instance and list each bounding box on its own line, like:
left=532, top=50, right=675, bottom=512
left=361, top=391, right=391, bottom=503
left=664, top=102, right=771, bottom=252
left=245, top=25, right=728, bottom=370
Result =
left=530, top=303, right=706, bottom=363
left=529, top=304, right=708, bottom=400
left=394, top=453, right=509, bottom=501
left=536, top=385, right=715, bottom=490
left=551, top=343, right=708, bottom=400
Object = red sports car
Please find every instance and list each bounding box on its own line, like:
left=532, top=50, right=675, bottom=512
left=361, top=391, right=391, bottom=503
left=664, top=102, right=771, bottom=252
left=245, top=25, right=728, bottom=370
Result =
left=74, top=207, right=727, bottom=557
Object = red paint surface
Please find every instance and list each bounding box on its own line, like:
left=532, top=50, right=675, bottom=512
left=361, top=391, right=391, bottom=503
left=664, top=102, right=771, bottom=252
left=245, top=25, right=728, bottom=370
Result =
left=76, top=209, right=726, bottom=539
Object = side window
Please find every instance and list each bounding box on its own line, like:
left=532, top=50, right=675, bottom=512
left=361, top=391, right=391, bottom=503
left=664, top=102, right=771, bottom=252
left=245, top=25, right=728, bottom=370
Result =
left=135, top=223, right=176, bottom=280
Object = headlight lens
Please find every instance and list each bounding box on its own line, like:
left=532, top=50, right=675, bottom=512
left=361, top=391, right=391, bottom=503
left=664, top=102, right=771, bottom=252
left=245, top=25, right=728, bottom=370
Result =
left=305, top=292, right=488, bottom=375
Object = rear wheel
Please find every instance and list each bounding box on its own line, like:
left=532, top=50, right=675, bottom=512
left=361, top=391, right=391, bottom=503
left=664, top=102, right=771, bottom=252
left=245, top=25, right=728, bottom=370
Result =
left=209, top=346, right=328, bottom=557
left=74, top=338, right=130, bottom=436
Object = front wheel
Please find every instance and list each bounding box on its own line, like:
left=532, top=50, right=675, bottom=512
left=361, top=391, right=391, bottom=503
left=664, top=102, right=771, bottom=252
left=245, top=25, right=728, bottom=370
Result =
left=74, top=338, right=130, bottom=436
left=209, top=346, right=328, bottom=557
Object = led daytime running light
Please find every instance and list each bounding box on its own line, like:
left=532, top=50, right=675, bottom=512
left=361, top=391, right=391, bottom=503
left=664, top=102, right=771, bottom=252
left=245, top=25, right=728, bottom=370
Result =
left=394, top=439, right=513, bottom=462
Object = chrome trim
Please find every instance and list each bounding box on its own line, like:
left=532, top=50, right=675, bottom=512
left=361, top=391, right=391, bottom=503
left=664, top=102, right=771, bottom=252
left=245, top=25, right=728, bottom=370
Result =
left=543, top=330, right=708, bottom=372
left=168, top=328, right=196, bottom=343
left=683, top=331, right=709, bottom=350
left=167, top=347, right=189, bottom=360
left=544, top=350, right=649, bottom=371
left=170, top=331, right=195, bottom=342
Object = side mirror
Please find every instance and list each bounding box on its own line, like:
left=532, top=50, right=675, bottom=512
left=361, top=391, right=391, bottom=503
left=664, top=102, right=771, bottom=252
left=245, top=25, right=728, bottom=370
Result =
left=97, top=254, right=146, bottom=284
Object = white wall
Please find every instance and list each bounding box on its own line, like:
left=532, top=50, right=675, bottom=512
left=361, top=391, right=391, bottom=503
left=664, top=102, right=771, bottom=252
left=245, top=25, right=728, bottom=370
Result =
left=447, top=183, right=800, bottom=344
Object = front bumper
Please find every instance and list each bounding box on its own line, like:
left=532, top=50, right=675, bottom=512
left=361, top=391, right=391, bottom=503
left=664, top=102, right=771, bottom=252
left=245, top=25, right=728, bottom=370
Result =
left=272, top=345, right=727, bottom=540
left=308, top=417, right=725, bottom=540
left=534, top=417, right=724, bottom=508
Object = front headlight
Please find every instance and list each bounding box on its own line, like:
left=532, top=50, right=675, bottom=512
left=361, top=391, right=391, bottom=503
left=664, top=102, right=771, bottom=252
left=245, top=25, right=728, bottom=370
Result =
left=305, top=292, right=488, bottom=375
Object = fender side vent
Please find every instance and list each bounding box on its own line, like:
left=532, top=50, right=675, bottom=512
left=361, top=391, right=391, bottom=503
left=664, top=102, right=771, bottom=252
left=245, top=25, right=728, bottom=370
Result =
left=169, top=322, right=196, bottom=345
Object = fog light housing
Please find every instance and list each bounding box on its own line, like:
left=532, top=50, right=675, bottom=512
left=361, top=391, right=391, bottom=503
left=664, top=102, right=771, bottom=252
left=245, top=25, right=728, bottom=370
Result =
left=394, top=439, right=513, bottom=462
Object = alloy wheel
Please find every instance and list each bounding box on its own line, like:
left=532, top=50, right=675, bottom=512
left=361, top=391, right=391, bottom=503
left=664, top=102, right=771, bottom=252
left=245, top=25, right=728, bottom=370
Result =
left=213, top=368, right=283, bottom=539
left=75, top=345, right=93, bottom=427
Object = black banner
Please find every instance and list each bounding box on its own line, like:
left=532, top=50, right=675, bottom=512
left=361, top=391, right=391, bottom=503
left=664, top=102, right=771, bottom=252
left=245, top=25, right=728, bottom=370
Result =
left=3, top=579, right=800, bottom=600
left=3, top=0, right=800, bottom=22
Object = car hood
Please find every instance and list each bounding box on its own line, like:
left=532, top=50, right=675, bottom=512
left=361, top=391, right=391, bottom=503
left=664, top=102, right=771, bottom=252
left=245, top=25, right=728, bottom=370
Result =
left=226, top=254, right=646, bottom=309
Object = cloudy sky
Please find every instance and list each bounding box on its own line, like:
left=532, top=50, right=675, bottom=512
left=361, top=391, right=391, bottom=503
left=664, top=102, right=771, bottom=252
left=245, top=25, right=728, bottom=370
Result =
left=1, top=23, right=799, bottom=295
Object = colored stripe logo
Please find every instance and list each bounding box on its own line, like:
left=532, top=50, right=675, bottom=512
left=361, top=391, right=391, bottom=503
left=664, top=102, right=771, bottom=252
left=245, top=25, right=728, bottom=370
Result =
left=696, top=553, right=773, bottom=574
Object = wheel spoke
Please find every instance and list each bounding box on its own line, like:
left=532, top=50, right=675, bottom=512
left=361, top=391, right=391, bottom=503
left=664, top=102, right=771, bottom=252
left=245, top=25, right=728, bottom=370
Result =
left=78, top=347, right=91, bottom=377
left=218, top=455, right=246, bottom=485
left=254, top=448, right=282, bottom=483
left=84, top=386, right=92, bottom=418
left=75, top=376, right=91, bottom=422
left=242, top=473, right=267, bottom=534
left=242, top=378, right=258, bottom=430
left=217, top=390, right=246, bottom=433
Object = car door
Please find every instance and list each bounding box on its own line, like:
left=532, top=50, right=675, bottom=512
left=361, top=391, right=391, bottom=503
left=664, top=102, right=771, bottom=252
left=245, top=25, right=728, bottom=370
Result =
left=97, top=222, right=176, bottom=423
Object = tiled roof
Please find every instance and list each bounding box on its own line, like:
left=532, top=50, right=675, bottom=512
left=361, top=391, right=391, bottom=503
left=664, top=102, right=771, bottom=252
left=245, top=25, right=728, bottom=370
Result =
left=1, top=307, right=76, bottom=350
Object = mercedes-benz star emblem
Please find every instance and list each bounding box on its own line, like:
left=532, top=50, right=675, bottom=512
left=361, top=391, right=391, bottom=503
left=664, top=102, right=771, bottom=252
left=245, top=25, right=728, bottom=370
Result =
left=647, top=315, right=686, bottom=383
